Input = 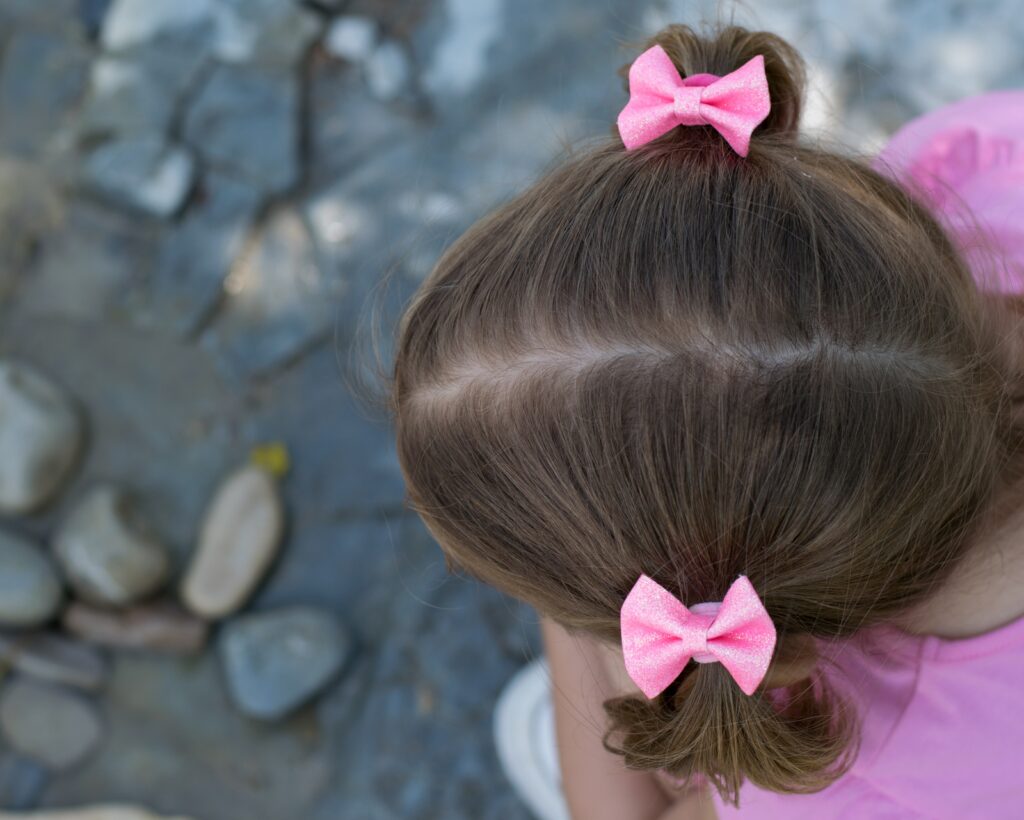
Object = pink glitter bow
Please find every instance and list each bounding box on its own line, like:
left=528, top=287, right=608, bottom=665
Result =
left=616, top=45, right=771, bottom=157
left=620, top=574, right=776, bottom=697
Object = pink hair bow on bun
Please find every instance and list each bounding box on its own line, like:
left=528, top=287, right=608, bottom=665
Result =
left=616, top=45, right=771, bottom=156
left=620, top=574, right=776, bottom=697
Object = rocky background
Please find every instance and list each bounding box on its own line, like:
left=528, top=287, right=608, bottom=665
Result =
left=0, top=1, right=1019, bottom=818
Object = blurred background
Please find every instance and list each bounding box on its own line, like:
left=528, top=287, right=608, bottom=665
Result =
left=0, top=0, right=1019, bottom=818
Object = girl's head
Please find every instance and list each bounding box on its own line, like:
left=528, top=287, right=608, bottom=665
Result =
left=387, top=23, right=1021, bottom=806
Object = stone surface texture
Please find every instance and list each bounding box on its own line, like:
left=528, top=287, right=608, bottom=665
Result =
left=0, top=0, right=1018, bottom=817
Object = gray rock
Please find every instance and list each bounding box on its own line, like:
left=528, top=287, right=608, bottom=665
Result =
left=0, top=29, right=91, bottom=160
left=201, top=206, right=344, bottom=377
left=0, top=361, right=83, bottom=515
left=123, top=171, right=262, bottom=336
left=219, top=606, right=350, bottom=720
left=213, top=0, right=323, bottom=66
left=183, top=65, right=299, bottom=195
left=53, top=486, right=171, bottom=607
left=0, top=679, right=103, bottom=770
left=78, top=47, right=207, bottom=137
left=364, top=39, right=412, bottom=102
left=83, top=136, right=196, bottom=218
left=0, top=632, right=107, bottom=691
left=100, top=0, right=215, bottom=51
left=324, top=15, right=379, bottom=62
left=0, top=533, right=63, bottom=628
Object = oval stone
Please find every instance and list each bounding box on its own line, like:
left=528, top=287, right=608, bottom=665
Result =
left=0, top=679, right=102, bottom=770
left=218, top=606, right=349, bottom=721
left=181, top=465, right=284, bottom=619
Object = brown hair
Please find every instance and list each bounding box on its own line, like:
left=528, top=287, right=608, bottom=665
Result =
left=384, top=23, right=1024, bottom=807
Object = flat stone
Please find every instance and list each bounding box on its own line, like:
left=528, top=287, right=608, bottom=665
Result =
left=53, top=486, right=171, bottom=607
left=218, top=606, right=350, bottom=721
left=213, top=0, right=323, bottom=66
left=0, top=360, right=83, bottom=515
left=0, top=680, right=103, bottom=770
left=15, top=200, right=158, bottom=322
left=324, top=16, right=379, bottom=62
left=100, top=0, right=215, bottom=50
left=245, top=345, right=408, bottom=516
left=183, top=65, right=299, bottom=195
left=63, top=600, right=207, bottom=655
left=0, top=532, right=63, bottom=628
left=0, top=809, right=194, bottom=820
left=0, top=632, right=107, bottom=691
left=201, top=206, right=345, bottom=378
left=122, top=171, right=262, bottom=336
left=364, top=39, right=412, bottom=102
left=181, top=465, right=284, bottom=620
left=82, top=136, right=196, bottom=218
left=78, top=47, right=207, bottom=137
left=0, top=29, right=90, bottom=161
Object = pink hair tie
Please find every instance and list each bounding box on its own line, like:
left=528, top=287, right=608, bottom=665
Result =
left=620, top=573, right=777, bottom=697
left=616, top=44, right=772, bottom=157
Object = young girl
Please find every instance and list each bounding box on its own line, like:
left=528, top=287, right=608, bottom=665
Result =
left=388, top=23, right=1024, bottom=819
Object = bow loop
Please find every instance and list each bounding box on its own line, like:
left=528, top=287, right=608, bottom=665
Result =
left=620, top=574, right=776, bottom=698
left=617, top=45, right=771, bottom=157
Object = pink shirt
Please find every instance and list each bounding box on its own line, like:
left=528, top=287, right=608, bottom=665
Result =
left=712, top=90, right=1024, bottom=819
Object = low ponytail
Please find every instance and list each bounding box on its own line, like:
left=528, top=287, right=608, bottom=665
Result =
left=602, top=634, right=859, bottom=806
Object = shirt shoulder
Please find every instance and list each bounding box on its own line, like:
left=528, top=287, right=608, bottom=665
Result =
left=872, top=91, right=1024, bottom=295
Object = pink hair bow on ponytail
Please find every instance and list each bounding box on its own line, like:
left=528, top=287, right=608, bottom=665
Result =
left=620, top=574, right=777, bottom=697
left=616, top=45, right=772, bottom=156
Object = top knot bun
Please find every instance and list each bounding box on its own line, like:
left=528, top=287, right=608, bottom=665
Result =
left=619, top=24, right=806, bottom=143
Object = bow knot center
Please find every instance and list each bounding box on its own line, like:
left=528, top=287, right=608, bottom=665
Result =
left=688, top=601, right=721, bottom=663
left=672, top=85, right=705, bottom=125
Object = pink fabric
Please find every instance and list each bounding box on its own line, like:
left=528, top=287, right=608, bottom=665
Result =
left=873, top=90, right=1024, bottom=295
left=616, top=46, right=771, bottom=156
left=709, top=90, right=1024, bottom=818
left=620, top=574, right=776, bottom=697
